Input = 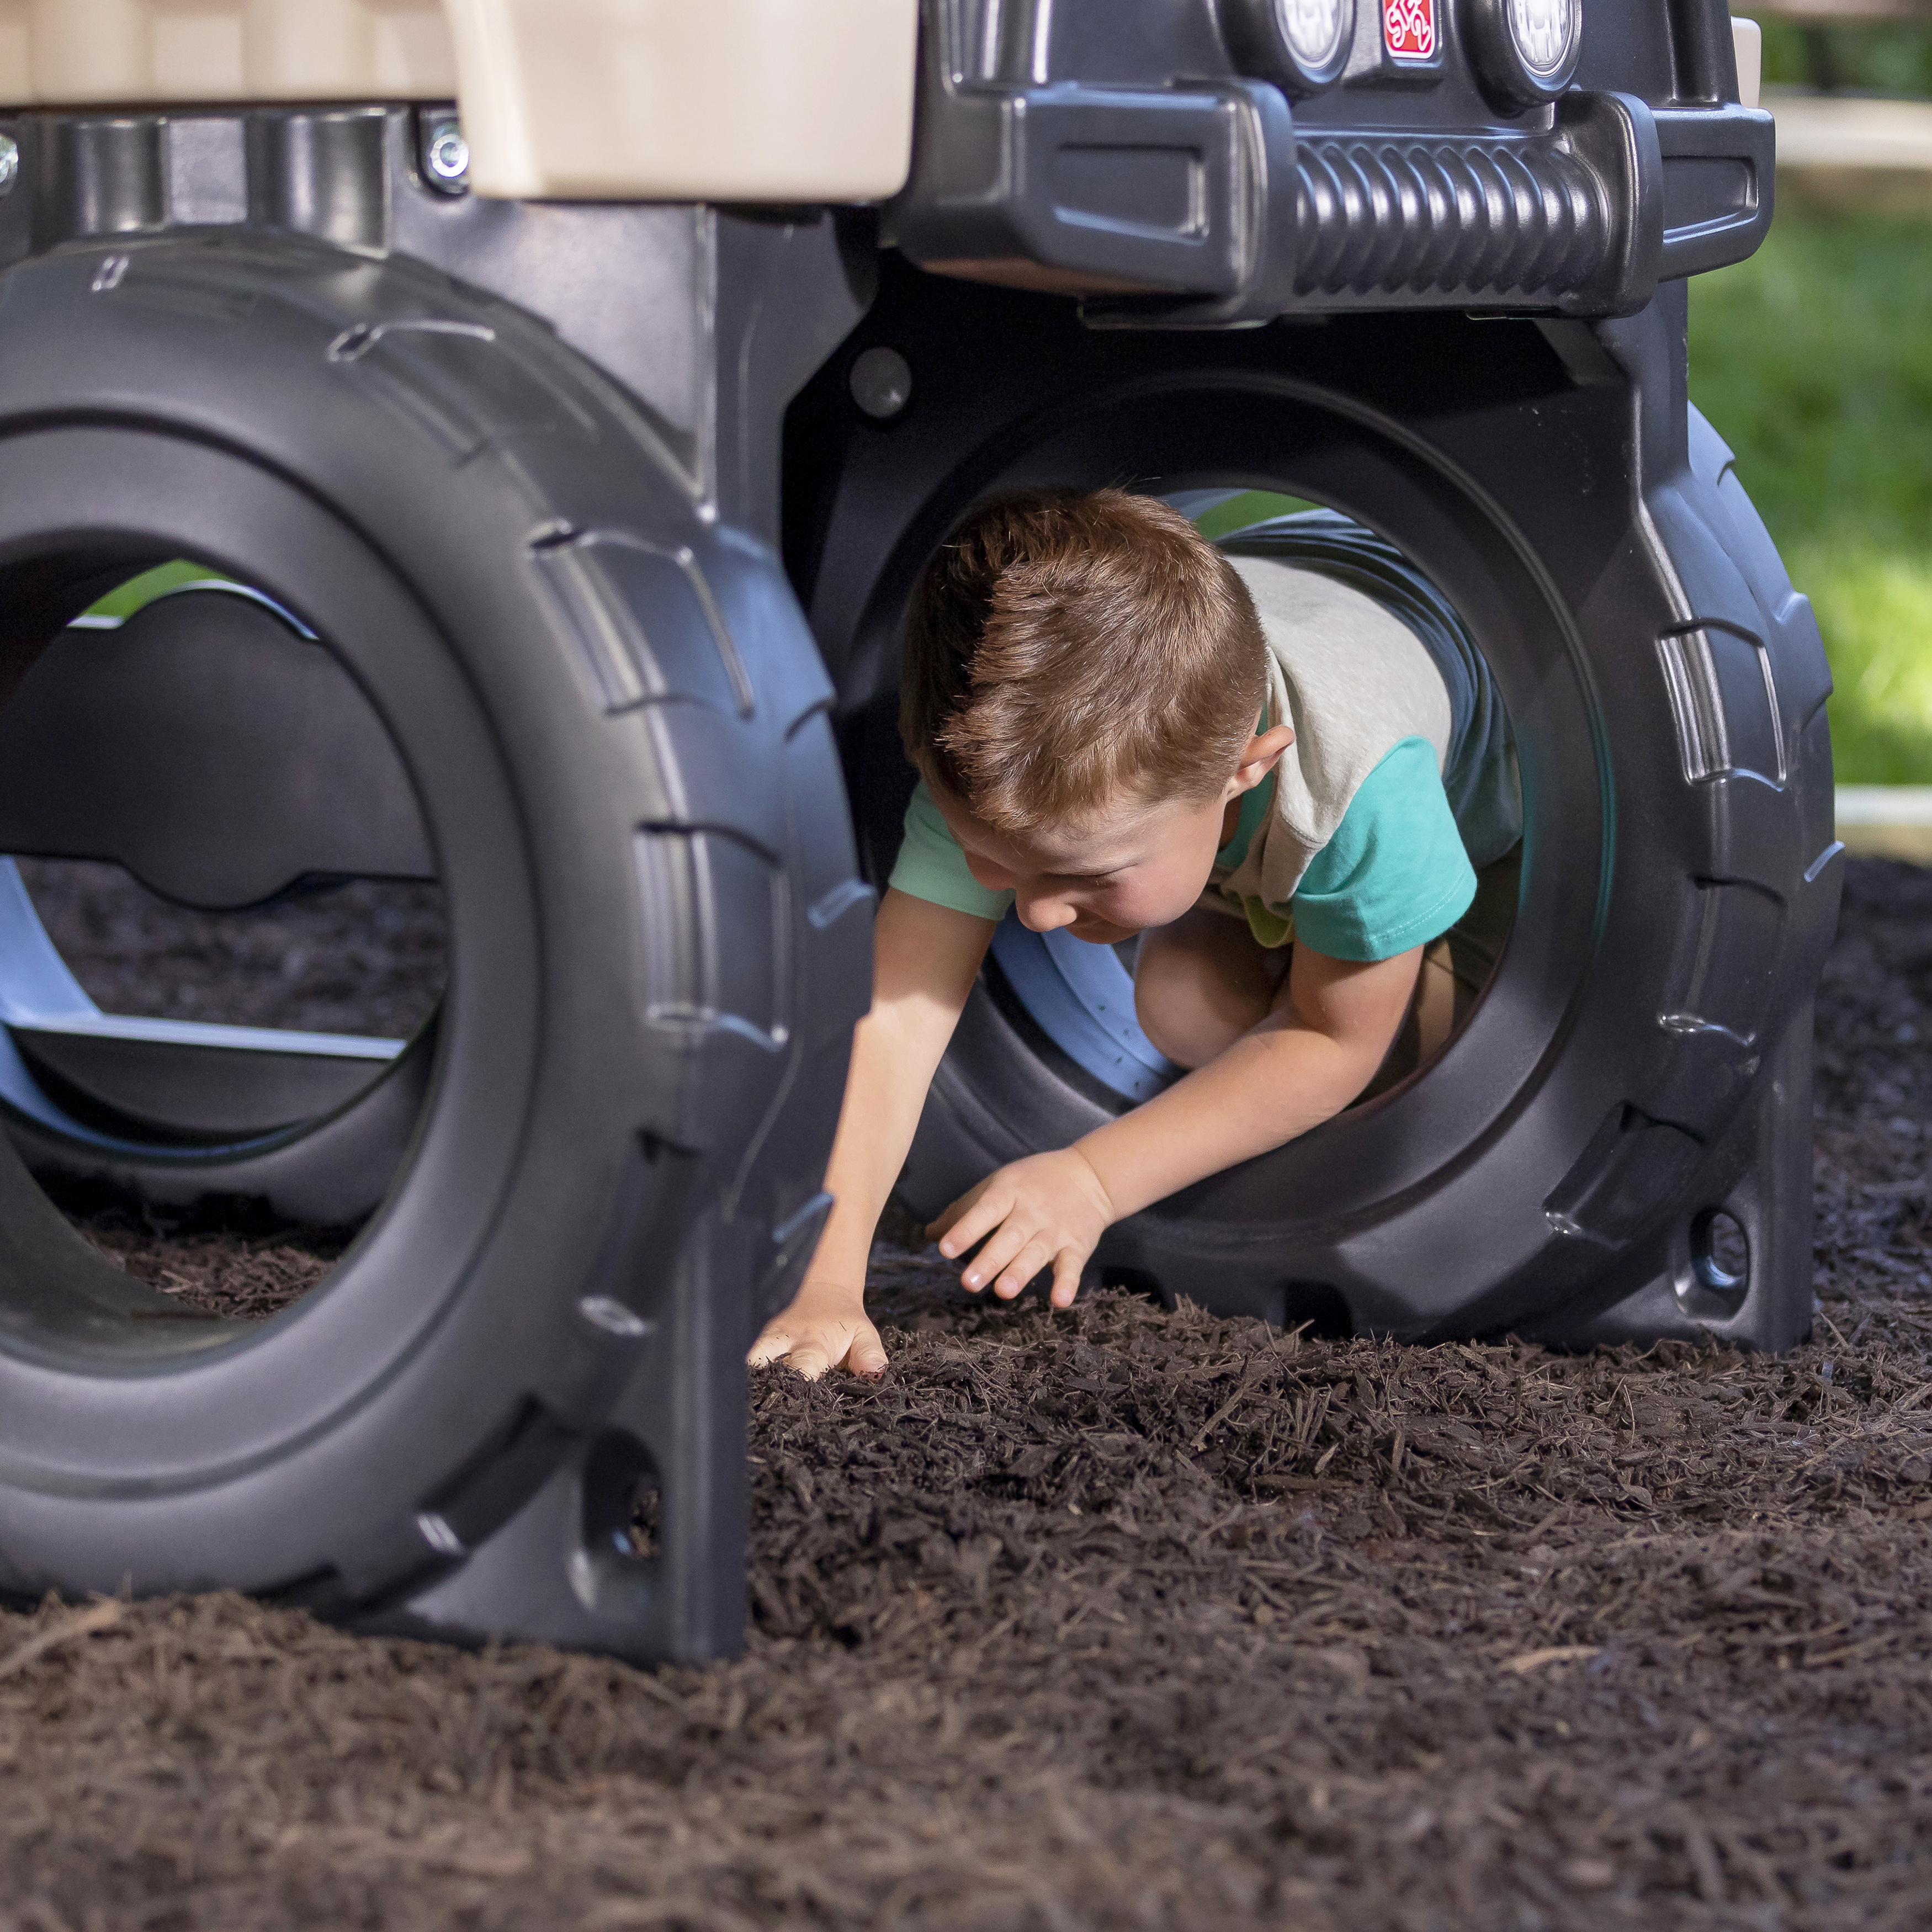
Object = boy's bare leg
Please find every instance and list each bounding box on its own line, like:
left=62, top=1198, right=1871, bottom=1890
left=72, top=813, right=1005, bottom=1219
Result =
left=1133, top=907, right=1291, bottom=1069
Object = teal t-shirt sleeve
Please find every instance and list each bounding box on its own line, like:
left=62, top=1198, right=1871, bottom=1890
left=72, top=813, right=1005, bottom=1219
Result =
left=1290, top=737, right=1477, bottom=962
left=887, top=779, right=1015, bottom=922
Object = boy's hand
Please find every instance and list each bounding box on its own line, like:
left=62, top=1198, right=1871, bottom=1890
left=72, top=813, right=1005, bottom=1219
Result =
left=748, top=1278, right=888, bottom=1382
left=929, top=1148, right=1116, bottom=1309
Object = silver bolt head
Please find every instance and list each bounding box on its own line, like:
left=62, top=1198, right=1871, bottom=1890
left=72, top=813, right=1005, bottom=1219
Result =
left=426, top=122, right=470, bottom=186
left=850, top=346, right=913, bottom=421
left=0, top=135, right=18, bottom=197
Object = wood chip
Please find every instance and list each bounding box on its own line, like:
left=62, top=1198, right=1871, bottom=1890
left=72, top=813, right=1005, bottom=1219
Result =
left=1500, top=1645, right=1601, bottom=1674
left=0, top=1599, right=123, bottom=1681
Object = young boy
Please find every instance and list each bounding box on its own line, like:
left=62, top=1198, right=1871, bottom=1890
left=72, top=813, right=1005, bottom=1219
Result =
left=750, top=489, right=1520, bottom=1379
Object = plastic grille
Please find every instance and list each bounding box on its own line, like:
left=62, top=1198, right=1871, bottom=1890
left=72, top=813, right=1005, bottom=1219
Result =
left=1293, top=136, right=1608, bottom=300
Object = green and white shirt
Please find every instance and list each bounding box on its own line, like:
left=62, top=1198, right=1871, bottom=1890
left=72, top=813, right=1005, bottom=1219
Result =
left=889, top=556, right=1520, bottom=963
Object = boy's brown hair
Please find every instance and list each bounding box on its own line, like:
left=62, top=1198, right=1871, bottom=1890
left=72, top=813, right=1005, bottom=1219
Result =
left=900, top=488, right=1267, bottom=832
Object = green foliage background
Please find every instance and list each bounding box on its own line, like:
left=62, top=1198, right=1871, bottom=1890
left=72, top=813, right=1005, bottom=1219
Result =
left=1755, top=15, right=1932, bottom=95
left=1689, top=212, right=1932, bottom=784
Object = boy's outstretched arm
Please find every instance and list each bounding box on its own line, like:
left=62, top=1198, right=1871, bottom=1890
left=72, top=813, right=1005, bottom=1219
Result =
left=749, top=886, right=996, bottom=1379
left=930, top=941, right=1422, bottom=1306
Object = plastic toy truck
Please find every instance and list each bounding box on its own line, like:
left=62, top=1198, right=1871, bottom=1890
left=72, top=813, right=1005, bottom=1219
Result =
left=0, top=0, right=1835, bottom=1663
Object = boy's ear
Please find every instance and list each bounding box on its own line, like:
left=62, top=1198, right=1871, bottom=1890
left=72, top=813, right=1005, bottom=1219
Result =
left=1228, top=721, right=1296, bottom=797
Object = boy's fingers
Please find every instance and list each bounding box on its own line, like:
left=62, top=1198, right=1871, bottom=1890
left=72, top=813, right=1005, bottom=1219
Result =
left=746, top=1323, right=796, bottom=1368
left=939, top=1190, right=1013, bottom=1262
left=995, top=1236, right=1054, bottom=1299
left=846, top=1321, right=889, bottom=1380
left=1049, top=1250, right=1084, bottom=1309
left=782, top=1338, right=835, bottom=1381
left=747, top=1320, right=841, bottom=1381
left=960, top=1214, right=1033, bottom=1291
left=749, top=1323, right=826, bottom=1378
left=927, top=1181, right=989, bottom=1243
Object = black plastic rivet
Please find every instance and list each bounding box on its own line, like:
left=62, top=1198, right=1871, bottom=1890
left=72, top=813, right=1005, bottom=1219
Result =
left=850, top=346, right=912, bottom=421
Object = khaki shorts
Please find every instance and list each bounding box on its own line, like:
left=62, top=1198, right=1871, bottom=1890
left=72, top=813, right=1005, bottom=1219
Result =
left=1357, top=841, right=1521, bottom=1101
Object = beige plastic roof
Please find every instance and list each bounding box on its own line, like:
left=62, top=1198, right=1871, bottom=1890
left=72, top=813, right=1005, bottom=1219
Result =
left=0, top=0, right=920, bottom=202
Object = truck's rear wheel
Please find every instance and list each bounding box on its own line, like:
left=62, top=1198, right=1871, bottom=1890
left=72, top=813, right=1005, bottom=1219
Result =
left=0, top=236, right=870, bottom=1659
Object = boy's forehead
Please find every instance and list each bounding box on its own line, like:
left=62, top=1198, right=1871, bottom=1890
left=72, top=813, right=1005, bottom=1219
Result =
left=933, top=782, right=1180, bottom=868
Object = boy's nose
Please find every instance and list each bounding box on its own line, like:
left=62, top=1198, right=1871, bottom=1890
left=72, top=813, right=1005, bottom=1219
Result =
left=1016, top=890, right=1078, bottom=933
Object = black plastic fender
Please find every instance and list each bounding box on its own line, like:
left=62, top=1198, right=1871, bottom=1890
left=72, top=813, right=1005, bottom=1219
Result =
left=784, top=260, right=1837, bottom=1351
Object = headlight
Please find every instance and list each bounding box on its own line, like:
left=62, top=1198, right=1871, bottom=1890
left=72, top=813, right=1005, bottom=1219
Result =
left=1467, top=0, right=1582, bottom=105
left=1221, top=0, right=1357, bottom=93
left=1507, top=0, right=1580, bottom=82
left=1283, top=0, right=1353, bottom=72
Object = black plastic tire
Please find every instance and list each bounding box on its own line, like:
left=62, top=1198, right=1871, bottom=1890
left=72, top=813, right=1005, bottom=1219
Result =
left=785, top=263, right=1840, bottom=1351
left=0, top=235, right=871, bottom=1658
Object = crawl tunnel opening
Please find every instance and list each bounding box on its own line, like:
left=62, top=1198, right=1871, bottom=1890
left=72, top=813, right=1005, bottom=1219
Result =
left=0, top=548, right=448, bottom=1343
left=780, top=298, right=1626, bottom=1336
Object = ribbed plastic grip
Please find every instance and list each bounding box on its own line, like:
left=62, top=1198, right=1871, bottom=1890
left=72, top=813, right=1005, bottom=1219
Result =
left=1293, top=136, right=1609, bottom=300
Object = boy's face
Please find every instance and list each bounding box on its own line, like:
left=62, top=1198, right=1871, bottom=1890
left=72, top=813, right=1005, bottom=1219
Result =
left=929, top=723, right=1294, bottom=946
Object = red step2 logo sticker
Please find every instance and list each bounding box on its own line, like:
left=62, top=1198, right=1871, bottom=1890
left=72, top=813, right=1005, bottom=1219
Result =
left=1382, top=0, right=1437, bottom=61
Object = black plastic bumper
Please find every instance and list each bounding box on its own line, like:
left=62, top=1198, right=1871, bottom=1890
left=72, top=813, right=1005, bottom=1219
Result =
left=885, top=76, right=1771, bottom=325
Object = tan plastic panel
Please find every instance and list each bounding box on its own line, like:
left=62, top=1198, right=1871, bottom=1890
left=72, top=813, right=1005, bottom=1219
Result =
left=0, top=0, right=920, bottom=204
left=1732, top=17, right=1763, bottom=109
left=0, top=0, right=457, bottom=104
left=442, top=0, right=920, bottom=201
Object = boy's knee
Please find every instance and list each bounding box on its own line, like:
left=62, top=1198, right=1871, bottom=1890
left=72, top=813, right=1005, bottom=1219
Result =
left=1135, top=914, right=1287, bottom=1069
left=1134, top=950, right=1227, bottom=1070
left=1133, top=973, right=1183, bottom=1065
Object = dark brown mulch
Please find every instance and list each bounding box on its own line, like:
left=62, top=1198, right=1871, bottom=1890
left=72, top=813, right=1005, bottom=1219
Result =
left=79, top=1220, right=339, bottom=1320
left=14, top=857, right=446, bottom=1039
left=1, top=860, right=1929, bottom=1930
